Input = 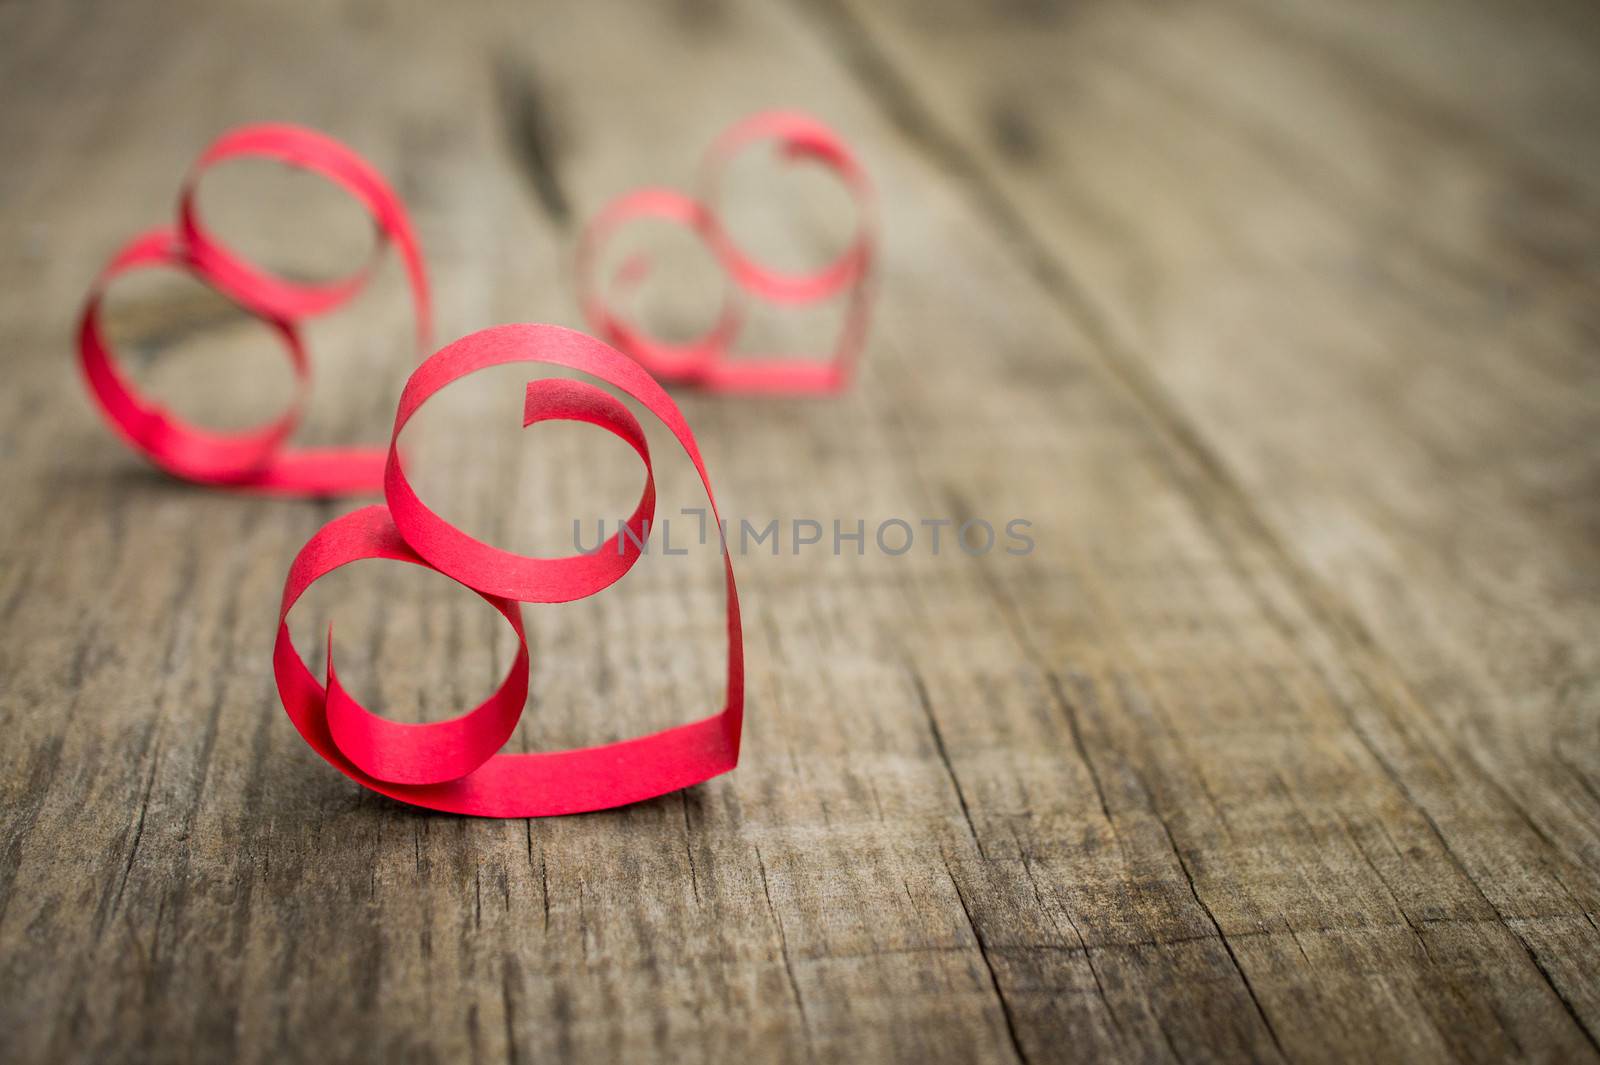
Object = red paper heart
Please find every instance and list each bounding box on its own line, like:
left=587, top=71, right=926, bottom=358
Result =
left=77, top=124, right=430, bottom=495
left=578, top=111, right=876, bottom=395
left=274, top=323, right=744, bottom=817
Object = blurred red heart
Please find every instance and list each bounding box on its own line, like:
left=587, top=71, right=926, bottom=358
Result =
left=578, top=111, right=876, bottom=395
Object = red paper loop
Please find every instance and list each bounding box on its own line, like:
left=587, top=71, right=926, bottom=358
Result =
left=578, top=110, right=875, bottom=395
left=76, top=123, right=430, bottom=495
left=700, top=111, right=874, bottom=305
left=179, top=123, right=431, bottom=345
left=79, top=227, right=311, bottom=486
left=275, top=324, right=745, bottom=817
left=574, top=189, right=744, bottom=388
left=322, top=512, right=531, bottom=788
left=385, top=374, right=658, bottom=604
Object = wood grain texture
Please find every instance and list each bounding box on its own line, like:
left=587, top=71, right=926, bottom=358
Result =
left=0, top=1, right=1595, bottom=1062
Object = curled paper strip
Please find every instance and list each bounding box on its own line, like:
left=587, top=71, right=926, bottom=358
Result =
left=77, top=123, right=430, bottom=495
left=275, top=323, right=744, bottom=816
left=578, top=111, right=876, bottom=395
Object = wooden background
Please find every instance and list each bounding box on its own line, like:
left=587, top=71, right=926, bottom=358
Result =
left=3, top=0, right=1598, bottom=1062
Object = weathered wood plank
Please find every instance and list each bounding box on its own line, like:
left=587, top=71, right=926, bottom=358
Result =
left=0, top=0, right=1595, bottom=1063
left=808, top=0, right=1600, bottom=1048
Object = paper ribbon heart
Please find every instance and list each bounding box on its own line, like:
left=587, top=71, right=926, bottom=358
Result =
left=77, top=123, right=430, bottom=495
left=577, top=111, right=876, bottom=395
left=274, top=323, right=744, bottom=817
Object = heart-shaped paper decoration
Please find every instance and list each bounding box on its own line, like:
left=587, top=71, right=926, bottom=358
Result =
left=77, top=123, right=430, bottom=495
left=577, top=111, right=876, bottom=395
left=274, top=323, right=744, bottom=816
